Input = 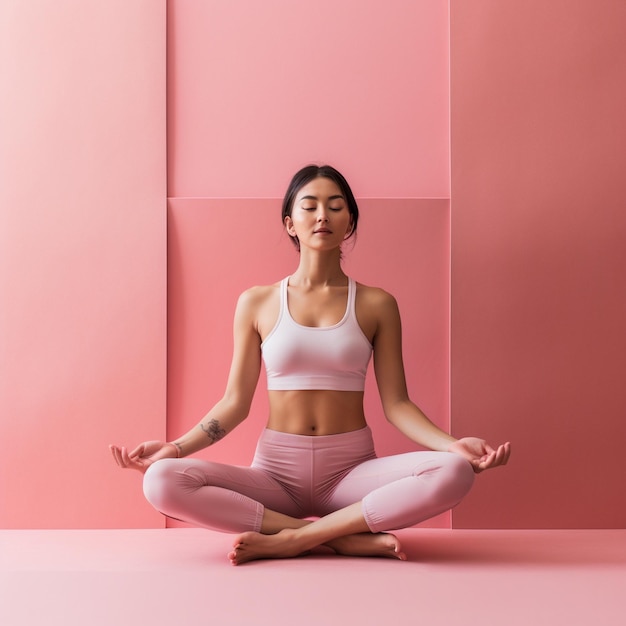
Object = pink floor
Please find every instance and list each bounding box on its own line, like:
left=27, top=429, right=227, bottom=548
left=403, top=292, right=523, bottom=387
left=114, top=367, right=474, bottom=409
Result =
left=1, top=529, right=624, bottom=626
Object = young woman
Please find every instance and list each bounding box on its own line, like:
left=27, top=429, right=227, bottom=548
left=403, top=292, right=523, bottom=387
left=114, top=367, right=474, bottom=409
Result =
left=110, top=165, right=510, bottom=565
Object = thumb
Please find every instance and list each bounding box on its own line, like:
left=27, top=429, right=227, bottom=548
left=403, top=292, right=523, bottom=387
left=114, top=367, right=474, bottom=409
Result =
left=482, top=443, right=496, bottom=455
left=129, top=443, right=145, bottom=459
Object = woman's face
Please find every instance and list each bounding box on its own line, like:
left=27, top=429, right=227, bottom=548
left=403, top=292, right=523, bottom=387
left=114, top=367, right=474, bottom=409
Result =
left=284, top=177, right=353, bottom=252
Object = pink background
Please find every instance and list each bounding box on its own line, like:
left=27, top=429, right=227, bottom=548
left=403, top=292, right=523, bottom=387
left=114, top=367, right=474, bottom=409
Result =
left=450, top=0, right=626, bottom=528
left=0, top=0, right=166, bottom=528
left=167, top=198, right=451, bottom=528
left=167, top=0, right=450, bottom=198
left=2, top=0, right=624, bottom=529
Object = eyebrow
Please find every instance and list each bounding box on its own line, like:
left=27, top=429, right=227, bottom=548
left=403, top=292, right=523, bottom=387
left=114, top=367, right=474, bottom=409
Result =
left=299, top=194, right=345, bottom=202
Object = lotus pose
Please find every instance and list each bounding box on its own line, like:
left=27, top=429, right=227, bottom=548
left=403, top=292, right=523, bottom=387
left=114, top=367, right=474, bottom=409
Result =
left=110, top=164, right=510, bottom=565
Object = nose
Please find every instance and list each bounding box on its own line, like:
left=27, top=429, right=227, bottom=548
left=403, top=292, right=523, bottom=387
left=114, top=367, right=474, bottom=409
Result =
left=317, top=208, right=329, bottom=222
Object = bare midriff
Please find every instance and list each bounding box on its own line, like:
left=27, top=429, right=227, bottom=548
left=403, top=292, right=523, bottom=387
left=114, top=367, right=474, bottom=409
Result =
left=266, top=390, right=367, bottom=435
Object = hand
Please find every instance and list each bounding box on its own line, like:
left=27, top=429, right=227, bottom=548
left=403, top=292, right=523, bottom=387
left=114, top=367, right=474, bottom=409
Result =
left=109, top=440, right=177, bottom=474
left=448, top=437, right=511, bottom=473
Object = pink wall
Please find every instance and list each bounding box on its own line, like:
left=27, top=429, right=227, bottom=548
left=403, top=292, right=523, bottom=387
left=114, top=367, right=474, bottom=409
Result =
left=0, top=1, right=167, bottom=528
left=12, top=1, right=622, bottom=531
left=3, top=0, right=451, bottom=530
left=450, top=0, right=626, bottom=527
left=167, top=0, right=450, bottom=198
left=166, top=1, right=453, bottom=528
left=167, top=198, right=451, bottom=528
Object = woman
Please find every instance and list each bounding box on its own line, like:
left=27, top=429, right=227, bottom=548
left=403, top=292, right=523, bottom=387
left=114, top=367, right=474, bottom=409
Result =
left=110, top=165, right=510, bottom=565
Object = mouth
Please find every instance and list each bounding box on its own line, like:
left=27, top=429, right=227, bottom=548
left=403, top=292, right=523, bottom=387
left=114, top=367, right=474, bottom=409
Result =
left=314, top=228, right=332, bottom=234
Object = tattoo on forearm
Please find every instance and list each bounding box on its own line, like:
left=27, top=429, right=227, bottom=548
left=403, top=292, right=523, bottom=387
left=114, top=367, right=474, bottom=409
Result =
left=200, top=419, right=226, bottom=444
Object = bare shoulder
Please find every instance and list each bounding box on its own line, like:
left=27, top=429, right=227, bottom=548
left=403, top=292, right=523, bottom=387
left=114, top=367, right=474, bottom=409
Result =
left=236, top=281, right=282, bottom=338
left=237, top=283, right=279, bottom=309
left=355, top=282, right=400, bottom=341
left=355, top=282, right=399, bottom=315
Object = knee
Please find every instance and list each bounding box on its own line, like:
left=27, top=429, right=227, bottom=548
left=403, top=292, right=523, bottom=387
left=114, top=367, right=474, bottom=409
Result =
left=440, top=453, right=475, bottom=503
left=143, top=458, right=180, bottom=511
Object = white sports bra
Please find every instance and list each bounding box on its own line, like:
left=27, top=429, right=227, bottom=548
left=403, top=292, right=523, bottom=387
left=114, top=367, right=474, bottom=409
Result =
left=261, top=277, right=373, bottom=391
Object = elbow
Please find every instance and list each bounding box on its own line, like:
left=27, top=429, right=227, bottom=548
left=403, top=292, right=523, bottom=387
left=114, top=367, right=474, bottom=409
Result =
left=221, top=391, right=253, bottom=425
left=381, top=397, right=414, bottom=425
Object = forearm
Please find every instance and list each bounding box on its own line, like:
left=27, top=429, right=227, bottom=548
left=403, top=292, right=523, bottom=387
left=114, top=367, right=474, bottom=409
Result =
left=169, top=397, right=248, bottom=458
left=385, top=399, right=456, bottom=452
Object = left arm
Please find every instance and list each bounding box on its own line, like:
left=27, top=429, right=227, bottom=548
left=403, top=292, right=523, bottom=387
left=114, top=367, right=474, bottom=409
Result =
left=369, top=289, right=510, bottom=472
left=370, top=289, right=454, bottom=451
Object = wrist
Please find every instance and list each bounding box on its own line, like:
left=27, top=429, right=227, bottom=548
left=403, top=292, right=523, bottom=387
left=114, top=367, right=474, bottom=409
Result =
left=166, top=441, right=183, bottom=458
left=445, top=437, right=459, bottom=452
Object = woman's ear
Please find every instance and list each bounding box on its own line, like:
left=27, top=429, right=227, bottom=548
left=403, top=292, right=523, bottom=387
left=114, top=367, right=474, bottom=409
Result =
left=284, top=215, right=296, bottom=237
left=344, top=217, right=354, bottom=239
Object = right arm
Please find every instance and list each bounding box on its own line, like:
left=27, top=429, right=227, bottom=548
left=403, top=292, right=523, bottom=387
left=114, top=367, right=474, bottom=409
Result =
left=110, top=288, right=263, bottom=472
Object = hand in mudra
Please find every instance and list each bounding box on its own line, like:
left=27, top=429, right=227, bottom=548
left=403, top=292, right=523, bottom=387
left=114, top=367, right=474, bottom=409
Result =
left=448, top=438, right=511, bottom=473
left=109, top=440, right=177, bottom=474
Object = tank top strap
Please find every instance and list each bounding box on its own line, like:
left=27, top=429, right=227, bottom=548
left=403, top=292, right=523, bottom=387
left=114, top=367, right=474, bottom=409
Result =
left=279, top=276, right=289, bottom=317
left=347, top=277, right=357, bottom=318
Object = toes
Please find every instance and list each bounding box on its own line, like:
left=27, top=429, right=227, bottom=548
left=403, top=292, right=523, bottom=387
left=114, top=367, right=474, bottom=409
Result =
left=227, top=550, right=241, bottom=565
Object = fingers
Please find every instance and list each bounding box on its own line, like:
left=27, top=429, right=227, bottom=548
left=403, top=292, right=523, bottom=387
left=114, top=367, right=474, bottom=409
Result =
left=109, top=444, right=124, bottom=467
left=110, top=444, right=130, bottom=468
left=474, top=449, right=496, bottom=473
left=109, top=444, right=141, bottom=470
left=500, top=441, right=511, bottom=465
left=493, top=442, right=511, bottom=466
left=129, top=443, right=145, bottom=460
left=478, top=442, right=511, bottom=471
left=483, top=442, right=496, bottom=456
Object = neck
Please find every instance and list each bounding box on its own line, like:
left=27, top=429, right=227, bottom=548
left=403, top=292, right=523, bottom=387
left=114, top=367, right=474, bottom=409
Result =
left=290, top=249, right=346, bottom=287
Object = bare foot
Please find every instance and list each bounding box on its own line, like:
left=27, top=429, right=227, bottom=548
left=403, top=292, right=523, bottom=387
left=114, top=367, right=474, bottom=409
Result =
left=326, top=532, right=407, bottom=560
left=228, top=529, right=407, bottom=565
left=228, top=529, right=309, bottom=565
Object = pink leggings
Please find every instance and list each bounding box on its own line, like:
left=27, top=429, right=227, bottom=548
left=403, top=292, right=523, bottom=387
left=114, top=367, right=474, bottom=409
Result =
left=143, top=427, right=474, bottom=534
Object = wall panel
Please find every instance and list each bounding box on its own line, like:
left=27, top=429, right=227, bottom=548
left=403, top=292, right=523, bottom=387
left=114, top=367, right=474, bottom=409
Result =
left=167, top=0, right=450, bottom=198
left=167, top=198, right=451, bottom=527
left=166, top=1, right=453, bottom=528
left=0, top=0, right=167, bottom=528
left=450, top=0, right=626, bottom=527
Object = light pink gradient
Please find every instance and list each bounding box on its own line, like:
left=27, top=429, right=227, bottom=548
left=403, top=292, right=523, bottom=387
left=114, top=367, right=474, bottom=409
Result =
left=2, top=529, right=624, bottom=626
left=167, top=0, right=450, bottom=198
left=0, top=1, right=167, bottom=527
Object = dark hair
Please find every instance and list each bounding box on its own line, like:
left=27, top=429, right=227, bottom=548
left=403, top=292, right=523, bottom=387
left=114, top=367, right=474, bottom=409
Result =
left=281, top=164, right=359, bottom=252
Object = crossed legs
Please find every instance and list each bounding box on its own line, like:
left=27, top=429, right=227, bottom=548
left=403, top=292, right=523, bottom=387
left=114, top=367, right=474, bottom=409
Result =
left=143, top=446, right=474, bottom=565
left=230, top=502, right=405, bottom=565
